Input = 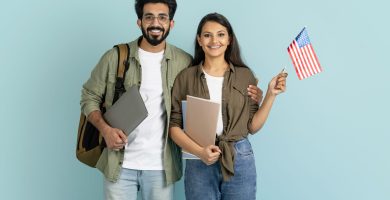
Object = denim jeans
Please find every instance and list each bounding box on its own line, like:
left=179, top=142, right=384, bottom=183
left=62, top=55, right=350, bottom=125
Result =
left=104, top=168, right=173, bottom=200
left=185, top=138, right=257, bottom=200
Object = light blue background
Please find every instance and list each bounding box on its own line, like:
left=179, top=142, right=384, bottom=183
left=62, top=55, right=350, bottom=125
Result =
left=1, top=0, right=389, bottom=199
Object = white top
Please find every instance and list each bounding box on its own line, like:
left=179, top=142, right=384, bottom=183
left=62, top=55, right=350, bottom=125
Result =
left=203, top=70, right=224, bottom=136
left=122, top=48, right=165, bottom=170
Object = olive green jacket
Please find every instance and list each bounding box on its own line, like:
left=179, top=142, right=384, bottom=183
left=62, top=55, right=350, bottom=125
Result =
left=81, top=37, right=192, bottom=184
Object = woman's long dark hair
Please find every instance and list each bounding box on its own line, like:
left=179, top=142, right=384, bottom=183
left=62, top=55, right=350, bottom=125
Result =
left=192, top=13, right=248, bottom=68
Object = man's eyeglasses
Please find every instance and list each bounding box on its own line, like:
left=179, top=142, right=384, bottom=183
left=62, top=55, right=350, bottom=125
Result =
left=142, top=14, right=170, bottom=24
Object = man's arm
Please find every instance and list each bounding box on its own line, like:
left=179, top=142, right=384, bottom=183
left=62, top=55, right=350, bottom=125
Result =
left=80, top=49, right=127, bottom=150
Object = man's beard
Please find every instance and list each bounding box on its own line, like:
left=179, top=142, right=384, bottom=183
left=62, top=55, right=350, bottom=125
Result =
left=141, top=26, right=170, bottom=46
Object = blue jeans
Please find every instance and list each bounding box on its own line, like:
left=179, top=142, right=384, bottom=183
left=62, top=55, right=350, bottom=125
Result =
left=104, top=168, right=173, bottom=200
left=185, top=138, right=257, bottom=200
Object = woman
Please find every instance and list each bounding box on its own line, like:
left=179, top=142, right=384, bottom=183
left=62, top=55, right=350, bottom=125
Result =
left=169, top=13, right=287, bottom=200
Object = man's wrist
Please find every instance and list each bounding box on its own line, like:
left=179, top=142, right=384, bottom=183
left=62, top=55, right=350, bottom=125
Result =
left=100, top=125, right=111, bottom=137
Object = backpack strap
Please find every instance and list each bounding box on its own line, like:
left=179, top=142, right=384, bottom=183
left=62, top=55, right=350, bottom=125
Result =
left=113, top=44, right=130, bottom=103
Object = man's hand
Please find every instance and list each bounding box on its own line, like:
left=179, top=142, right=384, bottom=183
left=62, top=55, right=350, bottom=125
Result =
left=247, top=85, right=263, bottom=105
left=101, top=126, right=128, bottom=150
left=87, top=110, right=128, bottom=151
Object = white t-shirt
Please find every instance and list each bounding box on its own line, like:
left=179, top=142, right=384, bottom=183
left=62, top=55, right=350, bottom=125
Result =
left=122, top=48, right=165, bottom=170
left=203, top=70, right=224, bottom=136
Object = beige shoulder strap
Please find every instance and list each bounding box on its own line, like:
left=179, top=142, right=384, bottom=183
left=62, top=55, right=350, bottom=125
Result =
left=115, top=44, right=130, bottom=78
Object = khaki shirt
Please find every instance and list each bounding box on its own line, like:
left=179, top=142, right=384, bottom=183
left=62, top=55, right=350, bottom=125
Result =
left=81, top=37, right=192, bottom=184
left=169, top=63, right=259, bottom=181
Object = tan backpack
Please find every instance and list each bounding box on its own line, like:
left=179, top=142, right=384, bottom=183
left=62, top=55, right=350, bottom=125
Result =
left=76, top=44, right=130, bottom=167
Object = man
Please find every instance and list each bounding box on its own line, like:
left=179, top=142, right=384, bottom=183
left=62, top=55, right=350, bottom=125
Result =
left=81, top=0, right=262, bottom=199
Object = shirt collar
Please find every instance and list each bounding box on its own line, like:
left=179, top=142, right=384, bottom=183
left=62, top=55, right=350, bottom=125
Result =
left=196, top=61, right=236, bottom=78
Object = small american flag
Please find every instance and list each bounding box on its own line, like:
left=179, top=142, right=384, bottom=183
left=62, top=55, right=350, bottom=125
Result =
left=287, top=27, right=322, bottom=80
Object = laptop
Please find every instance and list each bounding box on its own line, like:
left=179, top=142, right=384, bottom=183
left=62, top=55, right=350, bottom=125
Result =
left=104, top=85, right=148, bottom=135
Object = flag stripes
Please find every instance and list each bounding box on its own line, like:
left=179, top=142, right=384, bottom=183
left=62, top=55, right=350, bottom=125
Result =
left=287, top=28, right=322, bottom=80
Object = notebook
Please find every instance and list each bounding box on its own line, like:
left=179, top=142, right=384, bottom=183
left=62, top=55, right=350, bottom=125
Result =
left=104, top=85, right=148, bottom=135
left=181, top=95, right=220, bottom=159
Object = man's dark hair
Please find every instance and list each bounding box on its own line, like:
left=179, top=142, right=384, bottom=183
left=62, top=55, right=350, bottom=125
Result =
left=135, top=0, right=177, bottom=20
left=192, top=12, right=248, bottom=68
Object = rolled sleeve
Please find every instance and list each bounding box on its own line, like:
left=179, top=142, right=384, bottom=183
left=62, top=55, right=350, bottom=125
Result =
left=247, top=73, right=260, bottom=133
left=80, top=50, right=114, bottom=117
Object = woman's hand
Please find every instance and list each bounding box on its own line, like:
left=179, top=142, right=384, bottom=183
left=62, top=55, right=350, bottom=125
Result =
left=198, top=145, right=221, bottom=165
left=268, top=70, right=288, bottom=96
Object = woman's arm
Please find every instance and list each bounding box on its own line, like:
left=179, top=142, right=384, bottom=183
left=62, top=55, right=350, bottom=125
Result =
left=169, top=69, right=221, bottom=165
left=249, top=72, right=287, bottom=133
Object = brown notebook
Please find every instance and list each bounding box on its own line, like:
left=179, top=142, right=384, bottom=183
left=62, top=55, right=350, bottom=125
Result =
left=185, top=95, right=220, bottom=147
